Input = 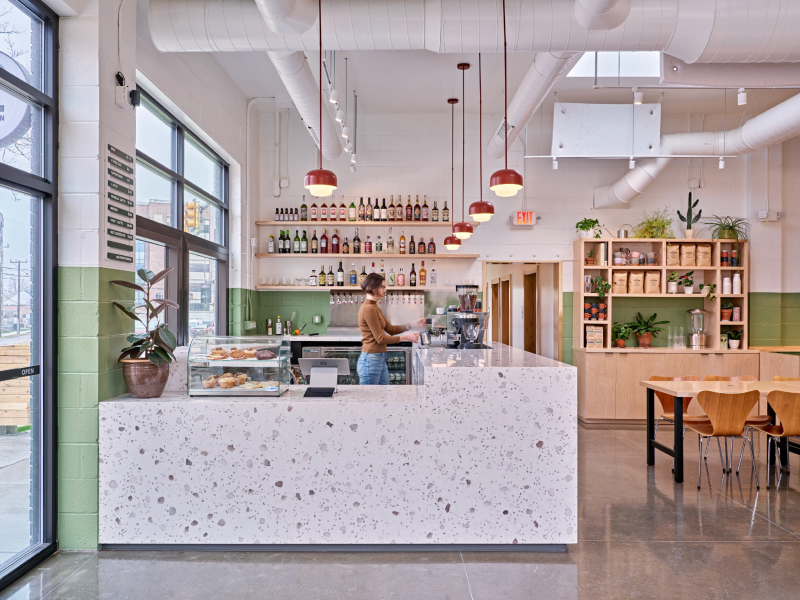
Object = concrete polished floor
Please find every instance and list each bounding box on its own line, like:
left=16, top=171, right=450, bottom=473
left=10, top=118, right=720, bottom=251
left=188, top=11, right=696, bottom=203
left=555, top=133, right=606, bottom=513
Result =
left=3, top=423, right=800, bottom=599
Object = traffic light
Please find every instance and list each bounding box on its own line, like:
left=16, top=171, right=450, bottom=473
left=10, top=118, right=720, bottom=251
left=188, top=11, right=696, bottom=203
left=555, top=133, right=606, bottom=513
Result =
left=185, top=201, right=197, bottom=229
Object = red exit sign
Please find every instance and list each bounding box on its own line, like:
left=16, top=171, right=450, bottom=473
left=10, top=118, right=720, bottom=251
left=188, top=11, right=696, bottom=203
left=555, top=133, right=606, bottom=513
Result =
left=513, top=211, right=536, bottom=226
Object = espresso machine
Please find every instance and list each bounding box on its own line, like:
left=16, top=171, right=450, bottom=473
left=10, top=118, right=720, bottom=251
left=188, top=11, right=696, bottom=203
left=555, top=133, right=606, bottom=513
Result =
left=427, top=285, right=490, bottom=349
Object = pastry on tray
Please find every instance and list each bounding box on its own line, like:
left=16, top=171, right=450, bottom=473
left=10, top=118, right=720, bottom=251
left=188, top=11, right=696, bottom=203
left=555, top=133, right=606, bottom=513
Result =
left=255, top=349, right=277, bottom=360
left=229, top=350, right=246, bottom=359
left=235, top=372, right=248, bottom=385
left=202, top=378, right=217, bottom=389
left=240, top=381, right=262, bottom=390
left=210, top=347, right=226, bottom=355
left=243, top=348, right=257, bottom=358
left=207, top=354, right=226, bottom=360
left=218, top=378, right=235, bottom=389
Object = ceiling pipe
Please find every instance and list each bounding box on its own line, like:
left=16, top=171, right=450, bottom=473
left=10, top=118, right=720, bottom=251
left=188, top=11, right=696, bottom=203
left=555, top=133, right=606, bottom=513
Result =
left=147, top=0, right=800, bottom=62
left=255, top=0, right=317, bottom=36
left=267, top=51, right=343, bottom=160
left=573, top=0, right=631, bottom=31
left=593, top=91, right=800, bottom=209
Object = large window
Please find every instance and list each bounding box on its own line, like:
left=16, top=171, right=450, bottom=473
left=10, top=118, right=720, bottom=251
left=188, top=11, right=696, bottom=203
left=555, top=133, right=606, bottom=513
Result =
left=135, top=92, right=228, bottom=345
left=0, top=0, right=57, bottom=589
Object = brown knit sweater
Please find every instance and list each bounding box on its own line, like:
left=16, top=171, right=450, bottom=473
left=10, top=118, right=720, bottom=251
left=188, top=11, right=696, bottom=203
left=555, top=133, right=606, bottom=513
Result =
left=358, top=300, right=408, bottom=353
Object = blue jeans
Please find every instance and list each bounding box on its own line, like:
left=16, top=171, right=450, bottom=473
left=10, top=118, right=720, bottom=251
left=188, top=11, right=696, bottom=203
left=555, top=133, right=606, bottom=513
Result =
left=357, top=352, right=389, bottom=385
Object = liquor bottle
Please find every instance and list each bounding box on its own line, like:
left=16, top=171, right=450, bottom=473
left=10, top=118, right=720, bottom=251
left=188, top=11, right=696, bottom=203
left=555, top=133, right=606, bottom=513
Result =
left=365, top=198, right=373, bottom=222
left=410, top=263, right=417, bottom=287
left=301, top=230, right=308, bottom=253
left=349, top=198, right=357, bottom=221
left=320, top=201, right=327, bottom=221
left=309, top=201, right=317, bottom=221
left=380, top=198, right=388, bottom=221
left=432, top=201, right=439, bottom=222
left=268, top=234, right=275, bottom=254
left=267, top=318, right=273, bottom=335
left=311, top=230, right=318, bottom=254
left=276, top=316, right=282, bottom=335
left=387, top=228, right=395, bottom=254
left=375, top=236, right=383, bottom=254
left=301, top=196, right=308, bottom=221
left=342, top=237, right=350, bottom=254
left=397, top=267, right=406, bottom=286
left=422, top=195, right=429, bottom=221
left=339, top=197, right=347, bottom=221
left=337, top=260, right=344, bottom=286
left=331, top=229, right=340, bottom=254
left=310, top=269, right=318, bottom=286
left=349, top=263, right=357, bottom=286
left=388, top=267, right=396, bottom=286
left=405, top=195, right=413, bottom=221
left=419, top=261, right=427, bottom=286
left=442, top=201, right=450, bottom=222
left=275, top=207, right=280, bottom=221
left=353, top=228, right=361, bottom=254
left=360, top=265, right=368, bottom=285
left=388, top=195, right=396, bottom=221
left=319, top=264, right=326, bottom=286
left=293, top=230, right=300, bottom=253
left=414, top=195, right=421, bottom=221
left=380, top=260, right=385, bottom=275
left=418, top=236, right=426, bottom=255
left=373, top=199, right=381, bottom=222
left=327, top=265, right=334, bottom=287
left=364, top=235, right=372, bottom=254
left=399, top=230, right=406, bottom=254
left=320, top=228, right=329, bottom=254
left=409, top=235, right=416, bottom=255
left=427, top=237, right=436, bottom=254
left=429, top=260, right=437, bottom=286
left=358, top=197, right=365, bottom=221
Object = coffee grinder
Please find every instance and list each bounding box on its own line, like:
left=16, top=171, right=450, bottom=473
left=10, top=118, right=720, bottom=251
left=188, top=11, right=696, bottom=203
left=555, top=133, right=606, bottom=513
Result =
left=445, top=285, right=490, bottom=349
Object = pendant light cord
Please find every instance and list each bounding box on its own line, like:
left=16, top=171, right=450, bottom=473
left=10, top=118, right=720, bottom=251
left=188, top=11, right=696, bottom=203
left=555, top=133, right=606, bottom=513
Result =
left=319, top=0, right=323, bottom=167
left=479, top=53, right=482, bottom=202
left=451, top=102, right=455, bottom=235
left=462, top=65, right=465, bottom=222
left=503, top=0, right=508, bottom=171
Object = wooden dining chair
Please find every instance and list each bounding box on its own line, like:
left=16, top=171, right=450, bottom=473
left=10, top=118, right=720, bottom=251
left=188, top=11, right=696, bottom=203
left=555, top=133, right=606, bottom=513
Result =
left=753, top=391, right=800, bottom=489
left=686, top=390, right=760, bottom=489
left=703, top=375, right=756, bottom=382
left=649, top=375, right=701, bottom=438
left=773, top=376, right=800, bottom=382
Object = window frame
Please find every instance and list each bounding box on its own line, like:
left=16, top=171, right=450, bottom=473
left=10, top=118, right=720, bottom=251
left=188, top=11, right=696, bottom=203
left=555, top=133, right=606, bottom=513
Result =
left=0, top=0, right=59, bottom=590
left=134, top=90, right=228, bottom=346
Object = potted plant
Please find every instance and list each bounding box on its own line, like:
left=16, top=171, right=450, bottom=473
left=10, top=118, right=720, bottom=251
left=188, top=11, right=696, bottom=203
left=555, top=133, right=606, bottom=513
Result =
left=703, top=215, right=750, bottom=269
left=700, top=283, right=717, bottom=302
left=721, top=301, right=734, bottom=322
left=111, top=268, right=179, bottom=398
left=612, top=322, right=633, bottom=348
left=631, top=312, right=669, bottom=348
left=631, top=207, right=675, bottom=239
left=677, top=191, right=702, bottom=239
left=727, top=329, right=743, bottom=349
left=576, top=218, right=602, bottom=239
left=678, top=271, right=694, bottom=294
left=667, top=271, right=678, bottom=294
left=591, top=276, right=611, bottom=300
left=585, top=249, right=595, bottom=265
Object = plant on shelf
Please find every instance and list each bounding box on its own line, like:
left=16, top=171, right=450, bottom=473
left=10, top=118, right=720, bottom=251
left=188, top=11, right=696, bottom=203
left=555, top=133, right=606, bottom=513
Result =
left=631, top=312, right=669, bottom=348
left=678, top=271, right=694, bottom=294
left=703, top=214, right=750, bottom=269
left=631, top=207, right=675, bottom=239
left=591, top=276, right=611, bottom=300
left=677, top=191, right=702, bottom=239
left=727, top=328, right=744, bottom=349
left=586, top=249, right=596, bottom=265
left=699, top=282, right=716, bottom=302
left=667, top=271, right=679, bottom=294
left=576, top=218, right=603, bottom=239
left=111, top=268, right=178, bottom=399
left=721, top=301, right=734, bottom=322
left=612, top=322, right=633, bottom=348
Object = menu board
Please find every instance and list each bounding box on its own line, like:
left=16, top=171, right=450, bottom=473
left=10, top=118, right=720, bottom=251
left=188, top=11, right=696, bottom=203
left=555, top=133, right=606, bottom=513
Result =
left=105, top=144, right=135, bottom=264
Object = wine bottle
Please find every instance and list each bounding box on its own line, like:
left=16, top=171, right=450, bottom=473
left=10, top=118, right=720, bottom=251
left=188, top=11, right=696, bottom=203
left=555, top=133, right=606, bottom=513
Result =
left=319, top=264, right=326, bottom=286
left=320, top=201, right=327, bottom=221
left=293, top=230, right=300, bottom=253
left=342, top=237, right=350, bottom=254
left=380, top=198, right=387, bottom=221
left=311, top=230, right=318, bottom=254
left=337, top=260, right=344, bottom=286
left=418, top=236, right=426, bottom=254
left=331, top=229, right=340, bottom=254
left=353, top=228, right=361, bottom=254
left=277, top=230, right=284, bottom=253
left=442, top=201, right=450, bottom=222
left=387, top=228, right=395, bottom=254
left=388, top=195, right=396, bottom=221
left=410, top=263, right=417, bottom=287
left=339, top=197, right=347, bottom=221
left=414, top=195, right=421, bottom=221
left=301, top=196, right=308, bottom=220
left=349, top=263, right=357, bottom=286
left=327, top=265, right=334, bottom=287
left=373, top=199, right=381, bottom=222
left=364, top=235, right=372, bottom=254
left=349, top=198, right=357, bottom=221
left=422, top=195, right=429, bottom=221
left=409, top=235, right=416, bottom=255
left=405, top=195, right=413, bottom=221
left=301, top=230, right=308, bottom=253
left=268, top=234, right=275, bottom=254
left=432, top=201, right=439, bottom=222
left=366, top=198, right=373, bottom=222
left=399, top=230, right=406, bottom=254
left=419, top=261, right=427, bottom=286
left=360, top=265, right=367, bottom=285
left=275, top=207, right=280, bottom=222
left=310, top=201, right=318, bottom=221
left=358, top=197, right=365, bottom=221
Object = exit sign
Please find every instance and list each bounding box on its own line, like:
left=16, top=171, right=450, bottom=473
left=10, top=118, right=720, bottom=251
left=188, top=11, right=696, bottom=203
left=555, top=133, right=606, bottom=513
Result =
left=513, top=211, right=536, bottom=226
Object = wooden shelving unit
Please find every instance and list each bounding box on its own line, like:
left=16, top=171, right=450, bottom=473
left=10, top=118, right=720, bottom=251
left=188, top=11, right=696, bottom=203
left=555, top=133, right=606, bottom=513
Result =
left=256, top=253, right=478, bottom=259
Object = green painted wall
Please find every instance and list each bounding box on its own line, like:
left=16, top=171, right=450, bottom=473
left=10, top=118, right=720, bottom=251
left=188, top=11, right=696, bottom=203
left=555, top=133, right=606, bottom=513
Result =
left=612, top=297, right=705, bottom=347
left=747, top=292, right=800, bottom=347
left=228, top=289, right=331, bottom=336
left=58, top=266, right=133, bottom=549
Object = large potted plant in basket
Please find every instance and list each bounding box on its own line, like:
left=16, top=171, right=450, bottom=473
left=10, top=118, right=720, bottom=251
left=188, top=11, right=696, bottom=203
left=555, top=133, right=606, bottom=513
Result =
left=631, top=312, right=668, bottom=349
left=111, top=268, right=178, bottom=398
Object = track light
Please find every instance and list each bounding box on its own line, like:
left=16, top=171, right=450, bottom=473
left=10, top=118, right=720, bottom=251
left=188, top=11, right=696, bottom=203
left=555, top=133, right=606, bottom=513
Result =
left=719, top=157, right=725, bottom=169
left=335, top=109, right=345, bottom=122
left=552, top=158, right=558, bottom=170
left=629, top=159, right=636, bottom=170
left=738, top=88, right=747, bottom=105
left=350, top=152, right=356, bottom=164
left=633, top=88, right=643, bottom=105
left=329, top=88, right=338, bottom=104
left=341, top=126, right=350, bottom=139
left=345, top=141, right=354, bottom=153
left=350, top=164, right=356, bottom=173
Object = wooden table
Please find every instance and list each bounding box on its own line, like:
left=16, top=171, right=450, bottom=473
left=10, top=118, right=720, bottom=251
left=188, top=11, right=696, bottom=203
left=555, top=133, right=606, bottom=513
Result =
left=639, top=380, right=800, bottom=483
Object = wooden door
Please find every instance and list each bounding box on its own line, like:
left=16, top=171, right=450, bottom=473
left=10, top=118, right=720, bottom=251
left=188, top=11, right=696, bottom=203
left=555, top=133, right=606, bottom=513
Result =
left=501, top=278, right=511, bottom=346
left=491, top=281, right=499, bottom=343
left=523, top=272, right=537, bottom=354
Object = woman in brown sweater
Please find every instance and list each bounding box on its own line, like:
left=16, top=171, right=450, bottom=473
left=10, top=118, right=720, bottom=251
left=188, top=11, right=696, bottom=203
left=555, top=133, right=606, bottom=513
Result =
left=357, top=273, right=423, bottom=385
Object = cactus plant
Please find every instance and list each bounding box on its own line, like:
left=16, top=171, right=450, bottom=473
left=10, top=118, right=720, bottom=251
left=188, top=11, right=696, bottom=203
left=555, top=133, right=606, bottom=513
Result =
left=677, top=191, right=702, bottom=230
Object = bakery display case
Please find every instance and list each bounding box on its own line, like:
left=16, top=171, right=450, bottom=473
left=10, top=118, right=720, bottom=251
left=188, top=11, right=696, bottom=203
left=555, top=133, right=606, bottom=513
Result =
left=187, top=336, right=290, bottom=396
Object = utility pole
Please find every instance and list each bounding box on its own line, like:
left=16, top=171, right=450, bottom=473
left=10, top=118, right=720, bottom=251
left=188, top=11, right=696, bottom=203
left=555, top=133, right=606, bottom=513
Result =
left=10, top=259, right=26, bottom=334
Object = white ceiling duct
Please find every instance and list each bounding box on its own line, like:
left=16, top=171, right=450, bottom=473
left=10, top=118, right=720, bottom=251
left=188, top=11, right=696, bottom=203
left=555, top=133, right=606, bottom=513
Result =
left=255, top=0, right=317, bottom=36
left=267, top=51, right=343, bottom=160
left=148, top=0, right=800, bottom=61
left=486, top=52, right=582, bottom=160
left=573, top=0, right=631, bottom=31
left=593, top=92, right=800, bottom=209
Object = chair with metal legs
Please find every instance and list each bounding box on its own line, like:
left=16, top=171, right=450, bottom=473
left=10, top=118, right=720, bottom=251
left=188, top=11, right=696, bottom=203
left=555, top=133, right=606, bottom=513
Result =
left=685, top=390, right=760, bottom=490
left=751, top=390, right=800, bottom=489
left=649, top=376, right=701, bottom=472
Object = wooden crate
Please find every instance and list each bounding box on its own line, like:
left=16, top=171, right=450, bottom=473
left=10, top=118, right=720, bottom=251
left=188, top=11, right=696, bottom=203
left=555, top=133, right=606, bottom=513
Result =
left=0, top=343, right=31, bottom=427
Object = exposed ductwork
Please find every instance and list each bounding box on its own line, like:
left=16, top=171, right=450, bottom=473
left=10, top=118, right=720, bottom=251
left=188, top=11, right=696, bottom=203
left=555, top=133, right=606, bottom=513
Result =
left=486, top=52, right=582, bottom=160
left=255, top=0, right=317, bottom=36
left=267, top=51, right=343, bottom=160
left=573, top=0, right=630, bottom=31
left=593, top=92, right=800, bottom=209
left=148, top=0, right=800, bottom=62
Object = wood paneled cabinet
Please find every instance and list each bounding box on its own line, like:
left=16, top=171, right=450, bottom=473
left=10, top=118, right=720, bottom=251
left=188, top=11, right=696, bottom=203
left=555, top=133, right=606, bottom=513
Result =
left=576, top=349, right=760, bottom=422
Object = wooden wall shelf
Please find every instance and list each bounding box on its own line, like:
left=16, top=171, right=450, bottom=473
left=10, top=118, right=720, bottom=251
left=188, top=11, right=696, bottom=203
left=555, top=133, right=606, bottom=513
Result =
left=256, top=220, right=473, bottom=229
left=256, top=253, right=478, bottom=259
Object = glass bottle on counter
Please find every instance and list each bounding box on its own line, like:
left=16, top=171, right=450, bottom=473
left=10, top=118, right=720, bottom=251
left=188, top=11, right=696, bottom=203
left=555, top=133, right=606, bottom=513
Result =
left=337, top=260, right=344, bottom=286
left=310, top=201, right=318, bottom=221
left=410, top=263, right=417, bottom=287
left=293, top=230, right=300, bottom=253
left=360, top=265, right=368, bottom=285
left=427, top=237, right=436, bottom=254
left=301, top=196, right=308, bottom=220
left=327, top=266, right=335, bottom=287
left=349, top=263, right=357, bottom=286
left=397, top=267, right=406, bottom=286
left=311, top=230, right=318, bottom=254
left=380, top=198, right=388, bottom=221
left=268, top=234, right=275, bottom=254
left=349, top=198, right=357, bottom=221
left=375, top=236, right=383, bottom=254
left=405, top=195, right=413, bottom=221
left=442, top=201, right=450, bottom=222
left=364, top=235, right=372, bottom=254
left=301, top=230, right=308, bottom=253
left=320, top=201, right=328, bottom=221
left=310, top=269, right=317, bottom=286
left=320, top=228, right=329, bottom=254
left=331, top=229, right=340, bottom=254
left=432, top=200, right=439, bottom=222
left=373, top=199, right=381, bottom=222
left=388, top=267, right=396, bottom=286
left=353, top=228, right=361, bottom=254
left=422, top=195, right=429, bottom=221
left=319, top=264, right=326, bottom=286
left=418, top=237, right=426, bottom=254
left=358, top=197, right=365, bottom=221
left=429, top=260, right=437, bottom=286
left=342, top=237, right=350, bottom=254
left=276, top=316, right=282, bottom=335
left=419, top=261, right=427, bottom=286
left=399, top=230, right=406, bottom=254
left=267, top=318, right=273, bottom=335
left=409, top=235, right=416, bottom=255
left=387, top=228, right=395, bottom=254
left=388, top=196, right=396, bottom=221
left=414, top=195, right=421, bottom=221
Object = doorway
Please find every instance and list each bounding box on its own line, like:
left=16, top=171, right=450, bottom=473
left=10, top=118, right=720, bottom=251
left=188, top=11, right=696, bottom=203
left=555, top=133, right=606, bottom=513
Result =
left=501, top=277, right=511, bottom=346
left=524, top=272, right=537, bottom=353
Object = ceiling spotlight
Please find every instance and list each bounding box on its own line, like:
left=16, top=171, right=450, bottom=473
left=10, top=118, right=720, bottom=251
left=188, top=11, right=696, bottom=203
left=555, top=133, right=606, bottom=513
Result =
left=341, top=126, right=350, bottom=139
left=335, top=109, right=345, bottom=122
left=719, top=157, right=725, bottom=169
left=551, top=158, right=558, bottom=170
left=350, top=152, right=356, bottom=164
left=350, top=164, right=356, bottom=173
left=345, top=141, right=354, bottom=153
left=633, top=88, right=643, bottom=105
left=738, top=88, right=747, bottom=105
left=629, top=158, right=636, bottom=170
left=329, top=88, right=338, bottom=104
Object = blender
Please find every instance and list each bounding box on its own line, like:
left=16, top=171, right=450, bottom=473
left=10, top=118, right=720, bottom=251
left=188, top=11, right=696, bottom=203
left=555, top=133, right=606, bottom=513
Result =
left=686, top=309, right=709, bottom=349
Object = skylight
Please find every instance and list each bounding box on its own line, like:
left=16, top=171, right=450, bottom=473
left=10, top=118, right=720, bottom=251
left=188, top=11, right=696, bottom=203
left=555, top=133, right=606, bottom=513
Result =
left=568, top=52, right=661, bottom=78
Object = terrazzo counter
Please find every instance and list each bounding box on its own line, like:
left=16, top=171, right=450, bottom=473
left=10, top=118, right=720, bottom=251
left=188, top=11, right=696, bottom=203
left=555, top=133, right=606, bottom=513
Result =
left=99, top=344, right=577, bottom=549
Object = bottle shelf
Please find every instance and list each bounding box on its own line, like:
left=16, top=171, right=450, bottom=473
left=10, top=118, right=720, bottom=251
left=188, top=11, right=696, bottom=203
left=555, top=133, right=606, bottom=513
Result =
left=255, top=253, right=478, bottom=259
left=256, top=220, right=472, bottom=229
left=255, top=285, right=440, bottom=292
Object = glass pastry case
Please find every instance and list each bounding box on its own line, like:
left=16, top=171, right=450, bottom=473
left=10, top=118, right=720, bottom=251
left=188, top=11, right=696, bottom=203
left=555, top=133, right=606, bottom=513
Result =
left=187, top=336, right=290, bottom=396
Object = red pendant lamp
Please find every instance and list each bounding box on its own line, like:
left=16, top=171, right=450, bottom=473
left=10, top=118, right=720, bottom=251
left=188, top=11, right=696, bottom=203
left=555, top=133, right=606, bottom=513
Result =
left=489, top=0, right=523, bottom=198
left=443, top=97, right=461, bottom=251
left=469, top=53, right=495, bottom=222
left=453, top=63, right=473, bottom=240
left=304, top=0, right=337, bottom=198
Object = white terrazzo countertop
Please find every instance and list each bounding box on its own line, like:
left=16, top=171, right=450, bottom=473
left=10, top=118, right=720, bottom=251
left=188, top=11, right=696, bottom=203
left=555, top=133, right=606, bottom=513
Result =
left=417, top=343, right=569, bottom=369
left=108, top=385, right=416, bottom=404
